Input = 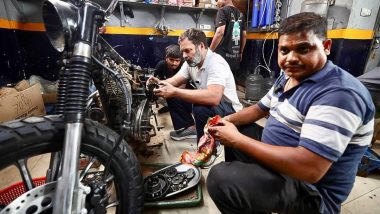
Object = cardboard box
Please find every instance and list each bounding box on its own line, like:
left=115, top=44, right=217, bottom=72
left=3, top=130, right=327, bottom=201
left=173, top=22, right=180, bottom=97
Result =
left=42, top=93, right=58, bottom=104
left=205, top=3, right=214, bottom=8
left=14, top=80, right=30, bottom=91
left=0, top=87, right=18, bottom=97
left=0, top=83, right=46, bottom=122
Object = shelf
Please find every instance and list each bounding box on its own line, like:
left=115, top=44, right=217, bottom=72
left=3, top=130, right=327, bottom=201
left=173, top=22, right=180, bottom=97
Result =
left=118, top=1, right=217, bottom=12
left=118, top=1, right=218, bottom=28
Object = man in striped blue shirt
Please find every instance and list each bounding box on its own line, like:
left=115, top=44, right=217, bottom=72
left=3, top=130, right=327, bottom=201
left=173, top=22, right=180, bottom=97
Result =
left=206, top=12, right=375, bottom=214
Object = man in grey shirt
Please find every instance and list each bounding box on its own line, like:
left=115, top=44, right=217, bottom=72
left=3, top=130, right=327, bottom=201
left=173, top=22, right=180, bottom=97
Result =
left=358, top=67, right=380, bottom=108
left=149, top=28, right=242, bottom=141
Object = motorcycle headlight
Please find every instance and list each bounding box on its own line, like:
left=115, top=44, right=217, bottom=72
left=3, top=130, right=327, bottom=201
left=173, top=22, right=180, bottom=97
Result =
left=42, top=0, right=78, bottom=52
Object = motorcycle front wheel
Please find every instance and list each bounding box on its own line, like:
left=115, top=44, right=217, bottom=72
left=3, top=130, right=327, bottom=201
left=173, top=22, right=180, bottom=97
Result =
left=0, top=115, right=144, bottom=214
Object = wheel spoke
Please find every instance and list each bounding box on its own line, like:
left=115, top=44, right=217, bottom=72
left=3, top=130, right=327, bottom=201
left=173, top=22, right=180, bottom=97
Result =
left=105, top=201, right=119, bottom=209
left=46, top=152, right=62, bottom=182
left=105, top=174, right=114, bottom=183
left=79, top=156, right=98, bottom=181
left=15, top=158, right=34, bottom=191
left=99, top=193, right=111, bottom=204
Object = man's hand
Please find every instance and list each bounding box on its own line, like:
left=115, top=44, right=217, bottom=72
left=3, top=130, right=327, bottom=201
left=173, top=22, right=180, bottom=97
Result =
left=153, top=81, right=177, bottom=99
left=99, top=26, right=106, bottom=34
left=208, top=119, right=241, bottom=147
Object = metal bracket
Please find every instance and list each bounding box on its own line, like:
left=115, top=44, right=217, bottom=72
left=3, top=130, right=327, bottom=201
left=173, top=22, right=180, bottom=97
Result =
left=119, top=1, right=129, bottom=27
left=158, top=5, right=166, bottom=28
left=154, top=6, right=170, bottom=36
left=192, top=9, right=205, bottom=28
left=10, top=0, right=24, bottom=17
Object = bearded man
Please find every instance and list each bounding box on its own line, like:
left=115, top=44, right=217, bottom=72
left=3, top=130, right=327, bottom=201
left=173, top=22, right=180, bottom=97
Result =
left=149, top=28, right=242, bottom=142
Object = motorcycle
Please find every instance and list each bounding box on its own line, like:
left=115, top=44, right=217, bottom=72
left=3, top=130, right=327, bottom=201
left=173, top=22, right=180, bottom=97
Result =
left=0, top=0, right=158, bottom=213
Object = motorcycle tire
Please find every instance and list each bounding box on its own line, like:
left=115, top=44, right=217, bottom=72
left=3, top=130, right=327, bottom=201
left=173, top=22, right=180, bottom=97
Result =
left=0, top=115, right=144, bottom=214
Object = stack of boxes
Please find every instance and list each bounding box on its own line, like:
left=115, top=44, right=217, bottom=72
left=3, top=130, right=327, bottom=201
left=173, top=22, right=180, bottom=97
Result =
left=147, top=0, right=216, bottom=8
left=166, top=0, right=178, bottom=5
left=198, top=0, right=214, bottom=8
left=0, top=80, right=46, bottom=122
left=181, top=0, right=194, bottom=7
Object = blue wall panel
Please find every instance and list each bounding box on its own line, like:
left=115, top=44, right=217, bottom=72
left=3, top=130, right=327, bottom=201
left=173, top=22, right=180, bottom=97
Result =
left=0, top=29, right=373, bottom=87
left=0, top=28, right=25, bottom=85
left=102, top=34, right=180, bottom=69
left=330, top=39, right=372, bottom=77
left=17, top=30, right=62, bottom=81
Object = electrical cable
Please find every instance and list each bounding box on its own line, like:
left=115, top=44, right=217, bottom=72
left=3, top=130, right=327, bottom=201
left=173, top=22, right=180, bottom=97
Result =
left=262, top=30, right=276, bottom=77
left=255, top=64, right=273, bottom=74
left=257, top=0, right=282, bottom=78
left=252, top=0, right=270, bottom=76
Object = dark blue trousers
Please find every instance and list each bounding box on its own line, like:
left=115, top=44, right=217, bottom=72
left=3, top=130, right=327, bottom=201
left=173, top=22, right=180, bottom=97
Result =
left=166, top=97, right=236, bottom=141
left=207, top=124, right=323, bottom=214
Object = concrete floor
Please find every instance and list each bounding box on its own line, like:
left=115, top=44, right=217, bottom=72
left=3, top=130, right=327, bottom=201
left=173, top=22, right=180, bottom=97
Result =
left=142, top=109, right=380, bottom=214
left=0, top=107, right=379, bottom=213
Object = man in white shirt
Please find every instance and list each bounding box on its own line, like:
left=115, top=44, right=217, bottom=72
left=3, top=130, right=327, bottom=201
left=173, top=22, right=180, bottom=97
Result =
left=150, top=28, right=242, bottom=141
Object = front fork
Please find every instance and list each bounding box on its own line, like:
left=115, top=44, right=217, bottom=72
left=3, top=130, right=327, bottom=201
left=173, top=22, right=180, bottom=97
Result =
left=55, top=123, right=85, bottom=214
left=53, top=41, right=93, bottom=214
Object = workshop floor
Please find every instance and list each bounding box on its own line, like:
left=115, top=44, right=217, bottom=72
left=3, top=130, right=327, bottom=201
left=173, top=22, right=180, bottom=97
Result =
left=0, top=107, right=379, bottom=213
left=141, top=109, right=380, bottom=214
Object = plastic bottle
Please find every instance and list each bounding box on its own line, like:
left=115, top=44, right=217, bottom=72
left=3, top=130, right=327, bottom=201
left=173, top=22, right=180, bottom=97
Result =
left=245, top=71, right=264, bottom=101
left=262, top=77, right=276, bottom=95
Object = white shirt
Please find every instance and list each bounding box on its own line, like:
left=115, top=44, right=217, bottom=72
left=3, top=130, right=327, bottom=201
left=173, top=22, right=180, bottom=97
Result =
left=178, top=49, right=243, bottom=112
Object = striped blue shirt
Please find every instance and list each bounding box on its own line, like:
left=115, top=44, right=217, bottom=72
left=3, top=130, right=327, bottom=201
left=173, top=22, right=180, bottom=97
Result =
left=257, top=61, right=375, bottom=214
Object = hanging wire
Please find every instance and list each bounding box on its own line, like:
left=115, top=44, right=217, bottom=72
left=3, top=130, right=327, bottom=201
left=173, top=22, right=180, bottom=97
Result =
left=254, top=0, right=283, bottom=78
left=262, top=30, right=276, bottom=77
